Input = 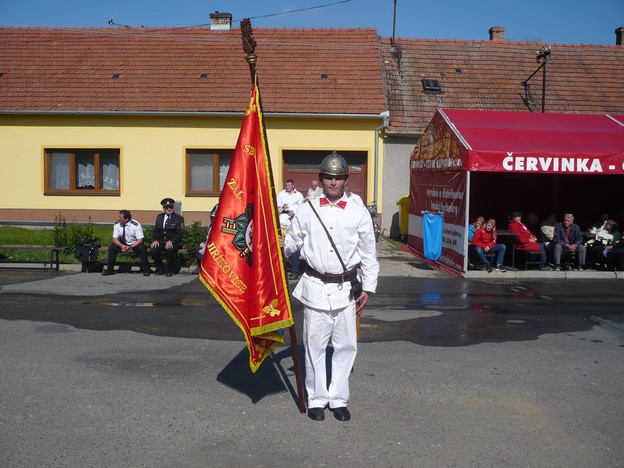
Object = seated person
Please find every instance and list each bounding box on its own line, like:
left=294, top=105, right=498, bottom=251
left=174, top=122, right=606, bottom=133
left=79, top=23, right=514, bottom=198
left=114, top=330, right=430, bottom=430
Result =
left=150, top=197, right=185, bottom=276
left=586, top=213, right=610, bottom=234
left=468, top=216, right=484, bottom=243
left=586, top=218, right=617, bottom=269
left=508, top=211, right=548, bottom=270
left=102, top=209, right=150, bottom=276
left=193, top=203, right=218, bottom=274
left=539, top=211, right=557, bottom=245
left=539, top=210, right=557, bottom=264
left=471, top=218, right=506, bottom=272
left=467, top=216, right=484, bottom=269
left=553, top=213, right=586, bottom=271
left=603, top=221, right=623, bottom=270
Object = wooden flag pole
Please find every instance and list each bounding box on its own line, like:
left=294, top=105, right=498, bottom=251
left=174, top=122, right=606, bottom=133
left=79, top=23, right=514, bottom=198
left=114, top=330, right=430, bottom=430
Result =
left=241, top=19, right=307, bottom=414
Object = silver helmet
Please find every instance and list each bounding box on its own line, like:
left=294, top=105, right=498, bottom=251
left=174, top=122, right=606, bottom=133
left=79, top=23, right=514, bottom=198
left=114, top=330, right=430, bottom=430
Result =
left=319, top=150, right=349, bottom=176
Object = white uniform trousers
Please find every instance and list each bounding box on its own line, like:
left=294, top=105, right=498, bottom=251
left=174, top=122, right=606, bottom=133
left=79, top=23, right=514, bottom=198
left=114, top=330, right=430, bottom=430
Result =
left=303, top=303, right=357, bottom=409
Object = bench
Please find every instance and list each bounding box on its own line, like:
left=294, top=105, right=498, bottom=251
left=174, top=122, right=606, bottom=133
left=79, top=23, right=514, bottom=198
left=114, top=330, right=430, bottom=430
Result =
left=0, top=245, right=63, bottom=271
left=92, top=245, right=188, bottom=273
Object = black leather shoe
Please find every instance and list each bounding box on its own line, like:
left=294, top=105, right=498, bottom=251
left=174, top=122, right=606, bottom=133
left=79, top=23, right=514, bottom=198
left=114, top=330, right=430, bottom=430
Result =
left=307, top=407, right=325, bottom=421
left=143, top=270, right=151, bottom=277
left=166, top=271, right=173, bottom=277
left=102, top=269, right=115, bottom=276
left=330, top=407, right=351, bottom=421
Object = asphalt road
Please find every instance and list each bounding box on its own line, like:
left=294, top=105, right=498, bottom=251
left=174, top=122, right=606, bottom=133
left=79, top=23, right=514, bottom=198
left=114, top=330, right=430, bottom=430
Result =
left=1, top=253, right=623, bottom=467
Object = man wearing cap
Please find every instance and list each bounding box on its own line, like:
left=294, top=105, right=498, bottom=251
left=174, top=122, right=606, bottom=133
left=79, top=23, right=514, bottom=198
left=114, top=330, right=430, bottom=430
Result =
left=150, top=198, right=185, bottom=276
left=284, top=151, right=379, bottom=422
left=102, top=209, right=150, bottom=276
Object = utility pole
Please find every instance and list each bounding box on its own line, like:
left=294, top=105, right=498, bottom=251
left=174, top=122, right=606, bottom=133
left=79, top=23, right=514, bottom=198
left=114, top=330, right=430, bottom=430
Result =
left=537, top=46, right=551, bottom=113
left=522, top=46, right=551, bottom=113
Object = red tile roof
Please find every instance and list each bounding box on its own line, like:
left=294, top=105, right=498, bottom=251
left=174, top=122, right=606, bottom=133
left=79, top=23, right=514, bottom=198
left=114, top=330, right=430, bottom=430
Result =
left=381, top=37, right=624, bottom=135
left=0, top=27, right=386, bottom=115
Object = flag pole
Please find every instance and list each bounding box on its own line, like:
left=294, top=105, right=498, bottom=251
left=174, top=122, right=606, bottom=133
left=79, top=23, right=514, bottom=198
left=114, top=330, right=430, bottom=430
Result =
left=241, top=19, right=306, bottom=414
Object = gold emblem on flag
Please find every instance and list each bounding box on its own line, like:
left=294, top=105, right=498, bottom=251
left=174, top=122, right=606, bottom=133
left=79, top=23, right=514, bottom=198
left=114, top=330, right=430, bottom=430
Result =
left=262, top=298, right=281, bottom=317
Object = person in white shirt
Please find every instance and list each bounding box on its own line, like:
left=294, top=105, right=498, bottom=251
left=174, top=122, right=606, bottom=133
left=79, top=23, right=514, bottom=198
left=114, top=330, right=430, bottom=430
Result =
left=284, top=151, right=379, bottom=422
left=102, top=210, right=150, bottom=276
left=277, top=179, right=304, bottom=279
left=306, top=179, right=323, bottom=200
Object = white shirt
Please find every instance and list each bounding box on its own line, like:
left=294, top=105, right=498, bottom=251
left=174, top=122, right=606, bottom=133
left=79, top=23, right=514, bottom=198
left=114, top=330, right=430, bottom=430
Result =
left=306, top=186, right=323, bottom=200
left=284, top=195, right=379, bottom=310
left=113, top=219, right=144, bottom=246
left=277, top=188, right=304, bottom=227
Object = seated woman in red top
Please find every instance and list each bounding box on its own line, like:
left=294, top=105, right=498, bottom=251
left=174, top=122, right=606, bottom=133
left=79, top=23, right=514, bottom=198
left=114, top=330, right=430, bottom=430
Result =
left=508, top=211, right=548, bottom=269
left=471, top=218, right=506, bottom=273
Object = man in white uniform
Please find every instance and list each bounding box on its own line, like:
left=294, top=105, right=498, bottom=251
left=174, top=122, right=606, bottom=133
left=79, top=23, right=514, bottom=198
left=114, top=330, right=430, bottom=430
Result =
left=277, top=179, right=304, bottom=279
left=306, top=179, right=323, bottom=200
left=284, top=151, right=379, bottom=422
left=102, top=209, right=150, bottom=276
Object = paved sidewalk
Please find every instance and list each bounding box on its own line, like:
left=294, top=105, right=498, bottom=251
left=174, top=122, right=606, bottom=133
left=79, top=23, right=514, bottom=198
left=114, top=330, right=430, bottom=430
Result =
left=1, top=239, right=622, bottom=297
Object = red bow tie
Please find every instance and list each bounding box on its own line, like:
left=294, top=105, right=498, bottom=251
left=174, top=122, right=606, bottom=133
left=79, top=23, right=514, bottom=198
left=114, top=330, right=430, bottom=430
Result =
left=319, top=198, right=347, bottom=209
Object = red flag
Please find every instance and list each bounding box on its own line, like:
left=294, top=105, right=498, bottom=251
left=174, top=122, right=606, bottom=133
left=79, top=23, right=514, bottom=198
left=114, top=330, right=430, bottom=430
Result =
left=200, top=75, right=294, bottom=372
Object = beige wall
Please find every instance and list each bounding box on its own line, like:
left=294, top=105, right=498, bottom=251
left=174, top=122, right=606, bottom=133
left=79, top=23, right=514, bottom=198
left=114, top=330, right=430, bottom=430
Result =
left=0, top=113, right=383, bottom=225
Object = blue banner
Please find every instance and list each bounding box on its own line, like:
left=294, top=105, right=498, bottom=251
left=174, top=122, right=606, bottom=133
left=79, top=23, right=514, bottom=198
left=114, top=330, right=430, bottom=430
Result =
left=421, top=211, right=444, bottom=261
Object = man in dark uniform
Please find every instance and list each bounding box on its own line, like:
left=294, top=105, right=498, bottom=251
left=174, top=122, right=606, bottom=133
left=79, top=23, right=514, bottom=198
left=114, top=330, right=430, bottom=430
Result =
left=102, top=209, right=150, bottom=276
left=150, top=198, right=185, bottom=276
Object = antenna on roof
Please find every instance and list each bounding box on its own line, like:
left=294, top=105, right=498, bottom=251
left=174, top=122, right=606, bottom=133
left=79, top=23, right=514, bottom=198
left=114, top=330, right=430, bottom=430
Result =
left=391, top=0, right=397, bottom=45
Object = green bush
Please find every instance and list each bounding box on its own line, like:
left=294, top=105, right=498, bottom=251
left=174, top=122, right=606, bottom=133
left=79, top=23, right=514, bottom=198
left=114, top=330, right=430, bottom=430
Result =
left=53, top=212, right=97, bottom=253
left=180, top=221, right=208, bottom=267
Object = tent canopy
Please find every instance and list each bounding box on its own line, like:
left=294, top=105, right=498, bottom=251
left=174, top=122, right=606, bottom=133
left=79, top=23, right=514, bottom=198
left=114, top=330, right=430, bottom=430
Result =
left=439, top=109, right=624, bottom=174
left=408, top=109, right=624, bottom=273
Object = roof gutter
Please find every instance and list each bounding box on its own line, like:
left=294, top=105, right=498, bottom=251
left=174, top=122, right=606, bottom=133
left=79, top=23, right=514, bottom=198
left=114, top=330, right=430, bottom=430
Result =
left=0, top=110, right=386, bottom=120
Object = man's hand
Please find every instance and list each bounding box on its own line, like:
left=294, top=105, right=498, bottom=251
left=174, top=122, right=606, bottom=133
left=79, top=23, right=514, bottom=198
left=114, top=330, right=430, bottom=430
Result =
left=355, top=291, right=371, bottom=314
left=150, top=240, right=159, bottom=249
left=165, top=240, right=174, bottom=250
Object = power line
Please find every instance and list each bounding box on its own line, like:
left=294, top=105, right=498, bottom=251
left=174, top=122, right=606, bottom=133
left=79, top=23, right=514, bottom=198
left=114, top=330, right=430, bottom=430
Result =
left=233, top=0, right=353, bottom=24
left=108, top=0, right=353, bottom=30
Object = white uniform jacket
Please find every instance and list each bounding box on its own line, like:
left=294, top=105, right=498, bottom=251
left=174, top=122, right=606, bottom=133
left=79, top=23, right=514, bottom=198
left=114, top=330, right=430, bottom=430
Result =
left=277, top=189, right=304, bottom=227
left=284, top=195, right=379, bottom=311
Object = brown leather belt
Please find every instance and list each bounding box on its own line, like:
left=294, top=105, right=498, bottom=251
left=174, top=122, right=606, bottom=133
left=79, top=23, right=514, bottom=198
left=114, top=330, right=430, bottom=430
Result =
left=305, top=266, right=358, bottom=284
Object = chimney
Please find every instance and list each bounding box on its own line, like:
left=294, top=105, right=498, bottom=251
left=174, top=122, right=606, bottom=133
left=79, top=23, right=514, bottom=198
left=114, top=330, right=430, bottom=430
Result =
left=489, top=26, right=505, bottom=42
left=616, top=27, right=624, bottom=46
left=210, top=11, right=232, bottom=30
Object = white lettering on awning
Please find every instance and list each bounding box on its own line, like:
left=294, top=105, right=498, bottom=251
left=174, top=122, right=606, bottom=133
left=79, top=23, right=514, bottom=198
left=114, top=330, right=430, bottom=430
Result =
left=502, top=153, right=603, bottom=173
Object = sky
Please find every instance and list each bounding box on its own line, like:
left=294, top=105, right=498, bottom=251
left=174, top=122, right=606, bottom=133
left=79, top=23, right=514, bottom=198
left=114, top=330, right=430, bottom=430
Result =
left=1, top=0, right=623, bottom=45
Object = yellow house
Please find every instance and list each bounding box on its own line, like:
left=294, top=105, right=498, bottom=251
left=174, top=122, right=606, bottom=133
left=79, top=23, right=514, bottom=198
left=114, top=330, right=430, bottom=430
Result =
left=0, top=23, right=387, bottom=226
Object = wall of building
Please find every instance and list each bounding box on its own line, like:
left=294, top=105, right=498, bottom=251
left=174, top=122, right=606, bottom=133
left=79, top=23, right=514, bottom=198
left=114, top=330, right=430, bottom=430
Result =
left=1, top=113, right=383, bottom=226
left=381, top=135, right=419, bottom=238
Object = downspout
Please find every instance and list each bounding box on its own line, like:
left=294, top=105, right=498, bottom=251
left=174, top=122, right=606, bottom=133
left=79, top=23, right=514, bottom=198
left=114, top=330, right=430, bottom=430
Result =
left=374, top=111, right=390, bottom=205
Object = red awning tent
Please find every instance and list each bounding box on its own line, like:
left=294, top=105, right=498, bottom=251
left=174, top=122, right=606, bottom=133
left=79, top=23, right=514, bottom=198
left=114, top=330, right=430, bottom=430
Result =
left=408, top=109, right=624, bottom=273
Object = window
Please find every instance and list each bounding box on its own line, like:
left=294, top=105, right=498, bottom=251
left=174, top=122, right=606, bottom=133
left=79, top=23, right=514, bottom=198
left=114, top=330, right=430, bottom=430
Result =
left=422, top=79, right=442, bottom=92
left=45, top=149, right=120, bottom=194
left=186, top=149, right=233, bottom=195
